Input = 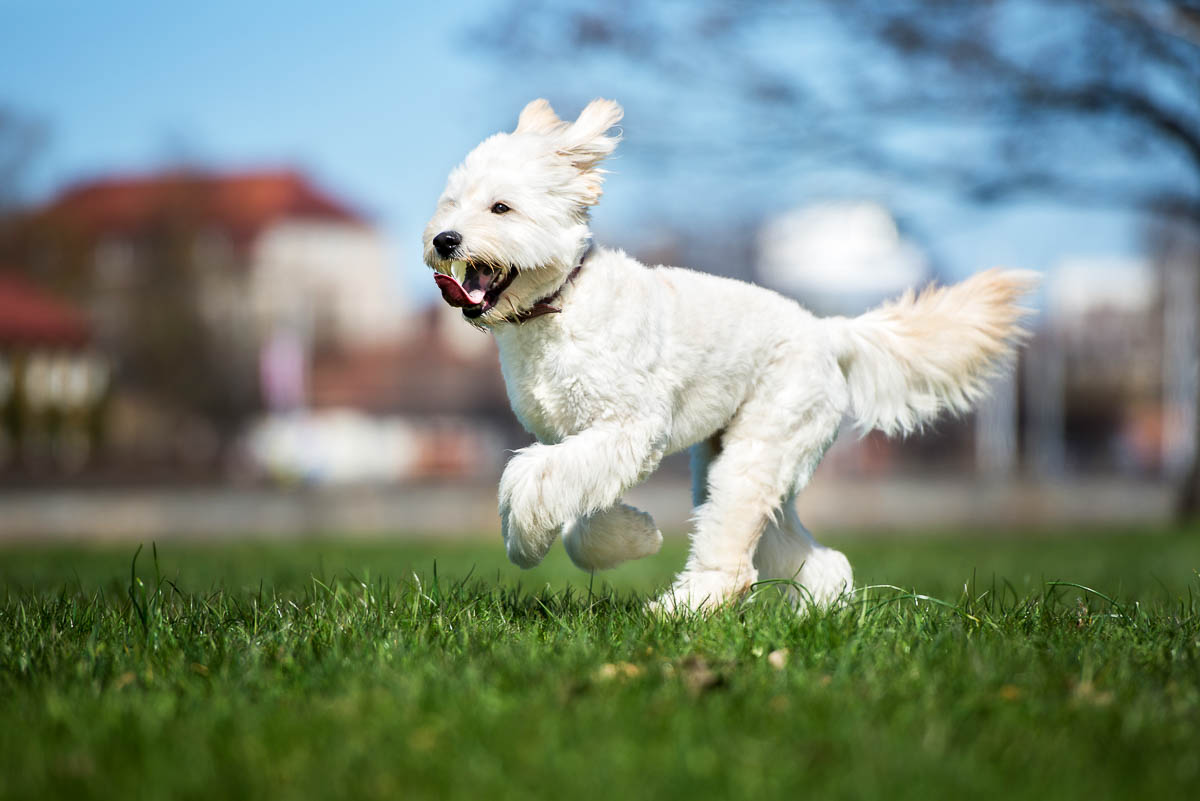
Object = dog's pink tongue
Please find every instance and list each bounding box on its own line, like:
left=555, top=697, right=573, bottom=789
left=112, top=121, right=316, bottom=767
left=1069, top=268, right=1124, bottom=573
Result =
left=434, top=274, right=485, bottom=308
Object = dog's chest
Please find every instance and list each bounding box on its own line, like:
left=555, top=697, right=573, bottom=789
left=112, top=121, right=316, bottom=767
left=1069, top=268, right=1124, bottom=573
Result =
left=496, top=332, right=610, bottom=443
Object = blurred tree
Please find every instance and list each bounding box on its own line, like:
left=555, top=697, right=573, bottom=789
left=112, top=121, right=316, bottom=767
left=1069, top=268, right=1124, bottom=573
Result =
left=0, top=106, right=46, bottom=212
left=487, top=0, right=1200, bottom=518
left=0, top=108, right=48, bottom=270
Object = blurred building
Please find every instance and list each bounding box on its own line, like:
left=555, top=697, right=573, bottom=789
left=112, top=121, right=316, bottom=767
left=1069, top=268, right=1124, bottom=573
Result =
left=1025, top=257, right=1161, bottom=476
left=1025, top=251, right=1197, bottom=479
left=0, top=169, right=411, bottom=478
left=1156, top=225, right=1200, bottom=481
left=248, top=303, right=512, bottom=485
left=43, top=169, right=407, bottom=351
left=0, top=272, right=108, bottom=474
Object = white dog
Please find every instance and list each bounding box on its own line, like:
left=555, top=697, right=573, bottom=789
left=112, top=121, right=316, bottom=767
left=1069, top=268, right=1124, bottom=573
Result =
left=423, top=98, right=1036, bottom=612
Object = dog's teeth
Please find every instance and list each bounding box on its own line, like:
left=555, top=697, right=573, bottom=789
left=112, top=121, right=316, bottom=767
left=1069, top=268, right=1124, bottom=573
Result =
left=452, top=260, right=468, bottom=283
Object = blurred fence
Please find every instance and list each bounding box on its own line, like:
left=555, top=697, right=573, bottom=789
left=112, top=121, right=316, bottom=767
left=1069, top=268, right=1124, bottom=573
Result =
left=0, top=474, right=1174, bottom=541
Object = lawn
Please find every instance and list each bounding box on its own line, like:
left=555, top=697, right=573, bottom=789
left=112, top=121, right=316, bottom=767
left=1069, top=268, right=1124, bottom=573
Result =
left=1, top=528, right=1198, bottom=800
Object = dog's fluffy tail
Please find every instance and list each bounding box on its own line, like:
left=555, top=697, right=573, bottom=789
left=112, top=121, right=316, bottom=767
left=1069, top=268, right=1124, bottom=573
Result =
left=827, top=268, right=1040, bottom=436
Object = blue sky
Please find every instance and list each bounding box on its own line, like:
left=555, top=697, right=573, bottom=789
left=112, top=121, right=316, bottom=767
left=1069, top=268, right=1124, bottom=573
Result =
left=0, top=1, right=1144, bottom=304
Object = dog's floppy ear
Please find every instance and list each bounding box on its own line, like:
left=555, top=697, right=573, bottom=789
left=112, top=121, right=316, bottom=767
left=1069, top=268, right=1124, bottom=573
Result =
left=515, top=98, right=566, bottom=136
left=555, top=98, right=623, bottom=205
left=558, top=98, right=623, bottom=171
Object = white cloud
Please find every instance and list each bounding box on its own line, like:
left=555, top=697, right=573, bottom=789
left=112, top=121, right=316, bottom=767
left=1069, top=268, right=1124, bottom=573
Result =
left=757, top=202, right=929, bottom=306
left=1048, top=256, right=1155, bottom=317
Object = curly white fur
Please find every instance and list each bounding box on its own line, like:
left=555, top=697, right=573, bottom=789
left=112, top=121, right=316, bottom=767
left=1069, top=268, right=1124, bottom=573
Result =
left=423, top=98, right=1039, bottom=612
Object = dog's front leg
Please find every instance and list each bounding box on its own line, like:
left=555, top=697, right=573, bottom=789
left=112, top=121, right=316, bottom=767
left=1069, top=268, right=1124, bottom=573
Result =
left=499, top=422, right=665, bottom=568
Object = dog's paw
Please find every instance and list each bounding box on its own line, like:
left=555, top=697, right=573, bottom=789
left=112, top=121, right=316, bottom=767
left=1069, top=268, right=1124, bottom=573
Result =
left=498, top=449, right=558, bottom=568
left=501, top=508, right=552, bottom=568
left=650, top=569, right=754, bottom=615
left=790, top=546, right=854, bottom=610
left=563, top=505, right=662, bottom=571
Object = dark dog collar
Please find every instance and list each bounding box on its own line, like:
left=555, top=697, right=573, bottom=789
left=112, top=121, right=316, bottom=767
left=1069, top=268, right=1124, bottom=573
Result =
left=509, top=243, right=594, bottom=324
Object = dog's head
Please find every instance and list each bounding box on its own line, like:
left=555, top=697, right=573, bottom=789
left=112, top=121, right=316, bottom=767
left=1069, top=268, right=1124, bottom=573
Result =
left=423, top=98, right=623, bottom=325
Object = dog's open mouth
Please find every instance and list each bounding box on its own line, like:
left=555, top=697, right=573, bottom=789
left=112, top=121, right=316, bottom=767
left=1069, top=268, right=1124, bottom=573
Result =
left=433, top=260, right=518, bottom=319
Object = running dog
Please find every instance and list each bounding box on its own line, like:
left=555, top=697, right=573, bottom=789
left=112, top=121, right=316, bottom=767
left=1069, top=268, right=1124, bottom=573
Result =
left=423, top=98, right=1036, bottom=611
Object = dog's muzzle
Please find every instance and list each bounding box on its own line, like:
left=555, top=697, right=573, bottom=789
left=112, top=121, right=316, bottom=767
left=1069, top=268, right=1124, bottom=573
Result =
left=433, top=261, right=518, bottom=318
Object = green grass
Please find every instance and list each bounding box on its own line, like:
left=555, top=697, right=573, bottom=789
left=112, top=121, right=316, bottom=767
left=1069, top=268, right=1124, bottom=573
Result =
left=2, top=529, right=1199, bottom=800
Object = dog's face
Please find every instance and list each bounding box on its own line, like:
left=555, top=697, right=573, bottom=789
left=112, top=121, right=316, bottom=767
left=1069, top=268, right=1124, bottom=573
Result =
left=423, top=98, right=623, bottom=326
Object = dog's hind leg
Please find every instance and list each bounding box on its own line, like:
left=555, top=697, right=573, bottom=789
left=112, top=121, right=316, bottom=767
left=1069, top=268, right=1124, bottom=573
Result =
left=656, top=389, right=843, bottom=613
left=689, top=432, right=722, bottom=507
left=754, top=500, right=852, bottom=609
left=563, top=504, right=663, bottom=570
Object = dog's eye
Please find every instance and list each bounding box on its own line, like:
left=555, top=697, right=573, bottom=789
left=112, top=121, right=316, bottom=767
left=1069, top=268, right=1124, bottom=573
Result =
left=491, top=202, right=511, bottom=215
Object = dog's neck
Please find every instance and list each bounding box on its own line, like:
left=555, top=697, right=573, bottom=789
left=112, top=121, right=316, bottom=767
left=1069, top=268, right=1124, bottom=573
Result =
left=506, top=243, right=594, bottom=324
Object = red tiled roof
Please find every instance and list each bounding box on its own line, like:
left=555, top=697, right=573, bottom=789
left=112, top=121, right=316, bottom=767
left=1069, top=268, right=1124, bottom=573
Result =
left=0, top=272, right=90, bottom=346
left=44, top=169, right=365, bottom=245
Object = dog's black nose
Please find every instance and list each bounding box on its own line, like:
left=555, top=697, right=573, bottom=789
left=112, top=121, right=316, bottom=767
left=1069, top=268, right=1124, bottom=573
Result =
left=433, top=230, right=462, bottom=258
